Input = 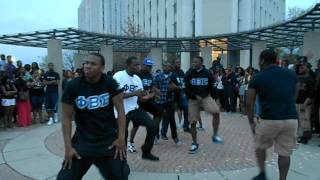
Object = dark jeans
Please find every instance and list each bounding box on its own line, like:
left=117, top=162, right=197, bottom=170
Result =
left=176, top=93, right=189, bottom=130
left=312, top=103, right=320, bottom=133
left=138, top=100, right=163, bottom=117
left=224, top=86, right=236, bottom=112
left=30, top=95, right=44, bottom=109
left=160, top=102, right=178, bottom=139
left=126, top=108, right=156, bottom=153
left=56, top=156, right=130, bottom=180
left=45, top=90, right=58, bottom=113
left=218, top=89, right=225, bottom=110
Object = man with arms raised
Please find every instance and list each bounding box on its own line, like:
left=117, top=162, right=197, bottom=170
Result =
left=113, top=56, right=159, bottom=161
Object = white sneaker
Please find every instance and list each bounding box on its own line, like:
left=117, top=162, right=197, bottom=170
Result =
left=47, top=118, right=54, bottom=126
left=54, top=113, right=59, bottom=123
left=128, top=142, right=136, bottom=153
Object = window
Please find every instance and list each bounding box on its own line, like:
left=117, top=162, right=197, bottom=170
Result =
left=102, top=0, right=105, bottom=31
left=174, top=22, right=177, bottom=38
left=149, top=17, right=151, bottom=37
left=192, top=0, right=195, bottom=37
left=143, top=2, right=146, bottom=31
left=157, top=0, right=159, bottom=37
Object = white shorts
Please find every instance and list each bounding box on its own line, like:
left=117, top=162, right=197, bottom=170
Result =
left=1, top=98, right=16, bottom=106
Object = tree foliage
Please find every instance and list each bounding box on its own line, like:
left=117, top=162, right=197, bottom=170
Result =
left=39, top=51, right=75, bottom=71
left=122, top=18, right=147, bottom=37
left=287, top=6, right=305, bottom=20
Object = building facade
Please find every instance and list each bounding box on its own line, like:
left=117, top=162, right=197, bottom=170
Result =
left=78, top=0, right=286, bottom=69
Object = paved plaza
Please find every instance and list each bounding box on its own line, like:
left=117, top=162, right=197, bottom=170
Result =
left=0, top=112, right=320, bottom=180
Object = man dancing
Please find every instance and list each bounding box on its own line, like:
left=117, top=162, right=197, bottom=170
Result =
left=58, top=53, right=129, bottom=179
left=185, top=56, right=223, bottom=154
left=113, top=56, right=159, bottom=161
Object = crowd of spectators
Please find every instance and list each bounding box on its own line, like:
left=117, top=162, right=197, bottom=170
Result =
left=0, top=53, right=83, bottom=129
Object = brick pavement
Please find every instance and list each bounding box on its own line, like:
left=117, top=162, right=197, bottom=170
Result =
left=46, top=112, right=278, bottom=173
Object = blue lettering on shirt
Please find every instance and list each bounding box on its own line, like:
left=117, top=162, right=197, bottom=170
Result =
left=190, top=78, right=208, bottom=86
left=75, top=93, right=110, bottom=110
left=177, top=77, right=185, bottom=88
left=142, top=79, right=152, bottom=87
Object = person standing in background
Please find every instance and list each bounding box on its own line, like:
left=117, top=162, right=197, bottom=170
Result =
left=43, top=62, right=60, bottom=125
left=29, top=70, right=45, bottom=123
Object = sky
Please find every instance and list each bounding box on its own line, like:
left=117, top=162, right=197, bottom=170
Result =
left=0, top=0, right=318, bottom=65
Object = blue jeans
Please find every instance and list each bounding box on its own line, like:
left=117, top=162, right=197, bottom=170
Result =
left=30, top=95, right=44, bottom=109
left=160, top=102, right=178, bottom=139
left=45, top=90, right=58, bottom=113
left=255, top=95, right=261, bottom=117
left=224, top=86, right=236, bottom=112
left=178, top=93, right=189, bottom=129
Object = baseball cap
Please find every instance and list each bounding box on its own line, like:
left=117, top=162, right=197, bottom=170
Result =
left=143, top=58, right=154, bottom=66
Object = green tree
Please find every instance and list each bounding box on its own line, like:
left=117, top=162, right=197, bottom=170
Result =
left=39, top=51, right=75, bottom=71
left=287, top=6, right=305, bottom=19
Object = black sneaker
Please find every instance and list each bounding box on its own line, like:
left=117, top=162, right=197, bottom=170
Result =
left=142, top=153, right=160, bottom=161
left=173, top=138, right=182, bottom=145
left=161, top=135, right=169, bottom=140
left=252, top=172, right=267, bottom=180
left=189, top=143, right=199, bottom=154
left=298, top=137, right=308, bottom=144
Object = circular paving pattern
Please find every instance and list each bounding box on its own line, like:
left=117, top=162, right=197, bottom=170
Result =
left=45, top=112, right=274, bottom=173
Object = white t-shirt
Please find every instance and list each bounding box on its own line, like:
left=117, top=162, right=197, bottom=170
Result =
left=113, top=70, right=143, bottom=116
left=217, top=75, right=224, bottom=90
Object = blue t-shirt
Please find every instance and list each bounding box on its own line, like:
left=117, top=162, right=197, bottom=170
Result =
left=249, top=65, right=298, bottom=120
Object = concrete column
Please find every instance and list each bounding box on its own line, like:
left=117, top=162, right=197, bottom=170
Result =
left=181, top=52, right=191, bottom=72
left=47, top=39, right=63, bottom=116
left=252, top=41, right=266, bottom=70
left=240, top=50, right=251, bottom=69
left=100, top=45, right=113, bottom=73
left=47, top=39, right=63, bottom=74
left=148, top=48, right=163, bottom=72
left=302, top=31, right=320, bottom=69
left=200, top=47, right=212, bottom=69
left=221, top=53, right=228, bottom=68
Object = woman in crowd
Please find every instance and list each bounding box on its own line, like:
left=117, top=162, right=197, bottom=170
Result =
left=237, top=67, right=246, bottom=114
left=24, top=64, right=32, bottom=81
left=29, top=70, right=45, bottom=123
left=62, top=70, right=73, bottom=91
left=15, top=70, right=32, bottom=127
left=244, top=67, right=254, bottom=112
left=30, top=62, right=40, bottom=75
left=0, top=74, right=17, bottom=129
left=216, top=68, right=225, bottom=111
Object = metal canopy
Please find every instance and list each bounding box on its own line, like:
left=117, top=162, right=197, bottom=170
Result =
left=1, top=3, right=320, bottom=52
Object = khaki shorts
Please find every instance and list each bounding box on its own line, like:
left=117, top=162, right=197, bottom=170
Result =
left=255, top=119, right=298, bottom=157
left=188, top=96, right=219, bottom=124
left=297, top=104, right=312, bottom=131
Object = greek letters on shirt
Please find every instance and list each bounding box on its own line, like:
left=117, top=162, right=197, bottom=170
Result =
left=123, top=84, right=138, bottom=92
left=75, top=93, right=110, bottom=110
left=142, top=79, right=153, bottom=88
left=190, top=78, right=209, bottom=86
left=177, top=77, right=185, bottom=88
